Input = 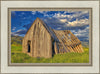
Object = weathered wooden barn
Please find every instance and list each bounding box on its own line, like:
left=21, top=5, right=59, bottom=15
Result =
left=22, top=18, right=84, bottom=58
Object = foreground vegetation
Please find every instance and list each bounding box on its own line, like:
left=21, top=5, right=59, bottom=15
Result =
left=11, top=44, right=89, bottom=63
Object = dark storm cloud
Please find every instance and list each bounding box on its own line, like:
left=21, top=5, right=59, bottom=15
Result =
left=42, top=17, right=66, bottom=29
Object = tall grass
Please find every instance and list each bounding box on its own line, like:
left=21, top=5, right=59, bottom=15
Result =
left=11, top=44, right=89, bottom=63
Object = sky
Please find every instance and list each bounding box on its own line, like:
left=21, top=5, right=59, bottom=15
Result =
left=11, top=10, right=89, bottom=42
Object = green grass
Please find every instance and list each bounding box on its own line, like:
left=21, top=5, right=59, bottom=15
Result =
left=11, top=44, right=89, bottom=63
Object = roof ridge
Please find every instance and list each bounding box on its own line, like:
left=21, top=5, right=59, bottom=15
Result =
left=24, top=17, right=59, bottom=42
left=38, top=18, right=59, bottom=42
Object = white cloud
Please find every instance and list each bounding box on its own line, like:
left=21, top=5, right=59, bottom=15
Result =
left=32, top=11, right=51, bottom=16
left=72, top=26, right=89, bottom=37
left=44, top=14, right=49, bottom=17
left=57, top=27, right=61, bottom=30
left=67, top=19, right=89, bottom=27
left=37, top=11, right=44, bottom=14
left=37, top=11, right=50, bottom=15
left=11, top=29, right=27, bottom=36
left=53, top=13, right=67, bottom=18
left=53, top=11, right=89, bottom=21
left=52, top=11, right=89, bottom=27
left=12, top=27, right=16, bottom=31
left=60, top=19, right=67, bottom=23
left=68, top=11, right=89, bottom=20
left=11, top=32, right=18, bottom=36
left=21, top=12, right=25, bottom=14
left=32, top=11, right=36, bottom=15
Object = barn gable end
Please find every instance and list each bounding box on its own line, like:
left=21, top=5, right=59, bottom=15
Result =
left=22, top=18, right=53, bottom=58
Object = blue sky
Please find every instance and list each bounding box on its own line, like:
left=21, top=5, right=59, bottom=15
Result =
left=11, top=10, right=89, bottom=42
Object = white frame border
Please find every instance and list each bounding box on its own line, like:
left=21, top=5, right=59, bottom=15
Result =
left=1, top=1, right=99, bottom=73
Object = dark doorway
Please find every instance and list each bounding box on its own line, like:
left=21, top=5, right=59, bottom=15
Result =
left=28, top=40, right=31, bottom=53
left=28, top=44, right=30, bottom=52
left=52, top=41, right=55, bottom=56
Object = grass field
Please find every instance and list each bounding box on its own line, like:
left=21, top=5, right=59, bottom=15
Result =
left=11, top=44, right=89, bottom=63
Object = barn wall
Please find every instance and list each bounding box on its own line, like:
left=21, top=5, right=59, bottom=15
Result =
left=22, top=18, right=52, bottom=58
left=22, top=19, right=36, bottom=56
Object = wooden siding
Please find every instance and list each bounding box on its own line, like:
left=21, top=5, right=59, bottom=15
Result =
left=22, top=18, right=52, bottom=58
left=53, top=30, right=84, bottom=53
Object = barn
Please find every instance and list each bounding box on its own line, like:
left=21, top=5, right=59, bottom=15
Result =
left=22, top=18, right=84, bottom=58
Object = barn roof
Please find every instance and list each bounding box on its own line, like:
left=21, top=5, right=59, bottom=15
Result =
left=37, top=18, right=59, bottom=42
